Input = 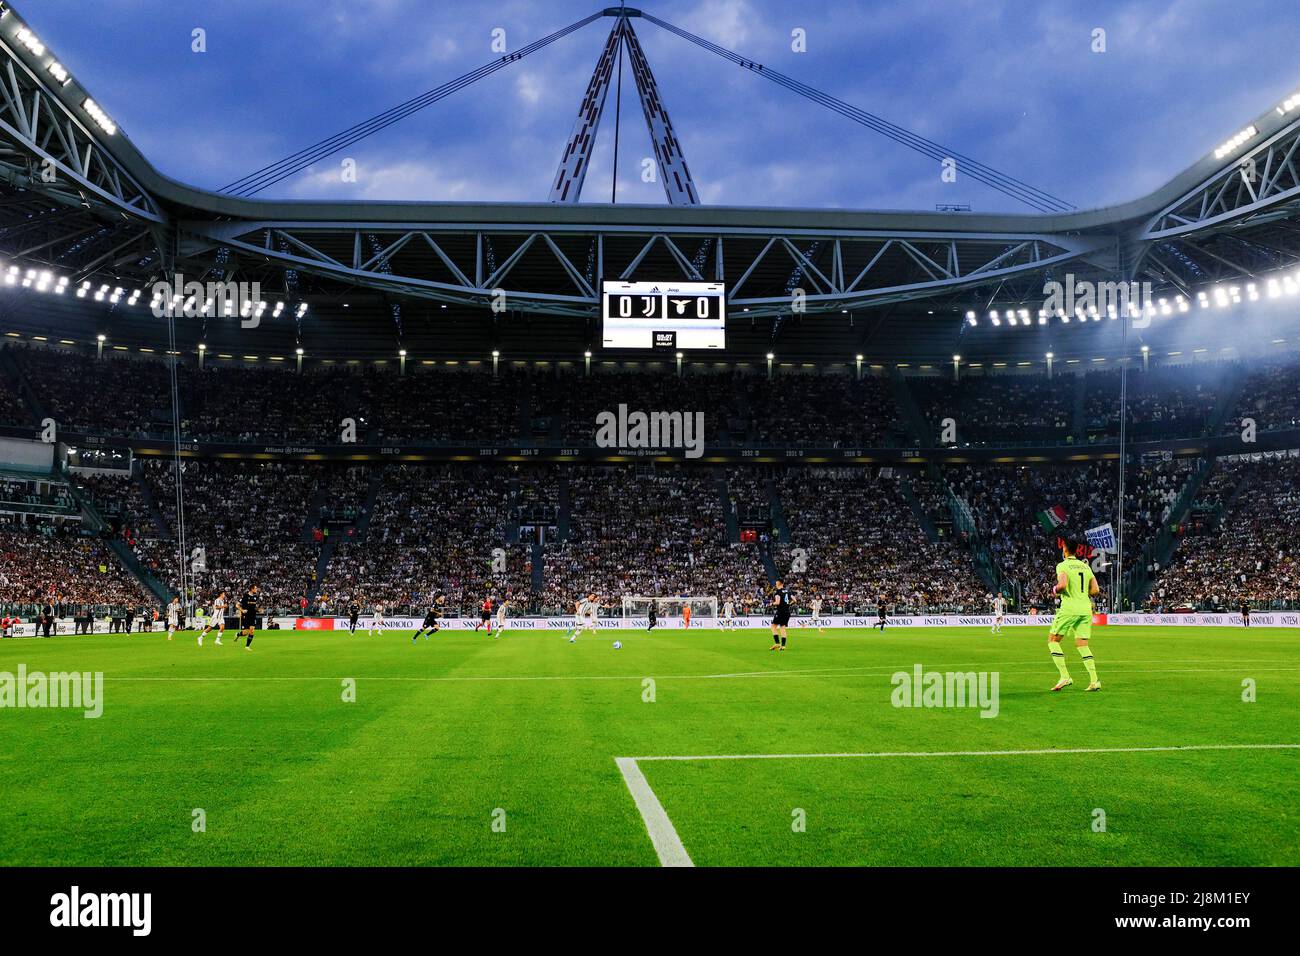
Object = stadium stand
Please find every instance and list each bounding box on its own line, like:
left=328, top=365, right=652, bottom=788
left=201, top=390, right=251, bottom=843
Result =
left=317, top=464, right=533, bottom=616
left=1146, top=456, right=1300, bottom=610
left=2, top=345, right=1300, bottom=616
left=0, top=519, right=152, bottom=615
left=912, top=373, right=1075, bottom=446
left=544, top=466, right=768, bottom=614
left=773, top=467, right=986, bottom=613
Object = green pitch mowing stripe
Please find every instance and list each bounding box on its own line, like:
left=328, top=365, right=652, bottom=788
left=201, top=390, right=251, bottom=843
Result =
left=0, top=625, right=1295, bottom=866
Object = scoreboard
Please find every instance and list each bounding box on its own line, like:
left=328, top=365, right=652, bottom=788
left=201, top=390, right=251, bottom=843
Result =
left=601, top=280, right=726, bottom=350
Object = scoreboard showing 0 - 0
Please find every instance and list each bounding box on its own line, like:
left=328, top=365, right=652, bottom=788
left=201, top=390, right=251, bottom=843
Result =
left=601, top=280, right=726, bottom=350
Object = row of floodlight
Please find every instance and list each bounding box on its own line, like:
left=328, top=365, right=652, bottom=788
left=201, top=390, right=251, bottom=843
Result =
left=1212, top=86, right=1300, bottom=159
left=149, top=288, right=309, bottom=321
left=0, top=260, right=309, bottom=319
left=966, top=268, right=1300, bottom=328
left=4, top=13, right=117, bottom=135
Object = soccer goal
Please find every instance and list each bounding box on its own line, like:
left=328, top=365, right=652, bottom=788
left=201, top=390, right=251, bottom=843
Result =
left=621, top=596, right=718, bottom=621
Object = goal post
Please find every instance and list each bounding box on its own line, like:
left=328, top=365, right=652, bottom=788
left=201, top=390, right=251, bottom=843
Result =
left=621, top=596, right=718, bottom=620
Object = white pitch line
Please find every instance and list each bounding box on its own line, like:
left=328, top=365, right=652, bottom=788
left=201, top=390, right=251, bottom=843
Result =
left=99, top=666, right=891, bottom=682
left=615, top=757, right=693, bottom=867
left=629, top=742, right=1300, bottom=762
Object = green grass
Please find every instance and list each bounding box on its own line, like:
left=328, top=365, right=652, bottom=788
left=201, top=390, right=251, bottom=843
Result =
left=0, top=624, right=1296, bottom=866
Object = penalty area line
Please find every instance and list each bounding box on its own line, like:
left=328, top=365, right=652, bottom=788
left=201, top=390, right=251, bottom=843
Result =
left=615, top=757, right=693, bottom=867
left=617, top=743, right=1299, bottom=865
left=629, top=742, right=1300, bottom=762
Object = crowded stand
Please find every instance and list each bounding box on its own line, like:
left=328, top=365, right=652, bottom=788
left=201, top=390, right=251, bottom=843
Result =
left=1146, top=456, right=1300, bottom=610
left=944, top=459, right=1195, bottom=607
left=133, top=459, right=324, bottom=614
left=1082, top=365, right=1230, bottom=442
left=543, top=466, right=767, bottom=614
left=740, top=373, right=905, bottom=447
left=317, top=464, right=533, bottom=615
left=912, top=373, right=1074, bottom=446
left=0, top=376, right=30, bottom=427
left=359, top=369, right=524, bottom=444
left=7, top=345, right=1300, bottom=455
left=2, top=343, right=1300, bottom=623
left=550, top=370, right=738, bottom=444
left=1223, top=357, right=1300, bottom=436
left=0, top=518, right=152, bottom=616
left=773, top=467, right=986, bottom=613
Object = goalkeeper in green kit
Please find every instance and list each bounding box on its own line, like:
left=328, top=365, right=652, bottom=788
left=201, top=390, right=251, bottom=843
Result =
left=1047, top=533, right=1101, bottom=692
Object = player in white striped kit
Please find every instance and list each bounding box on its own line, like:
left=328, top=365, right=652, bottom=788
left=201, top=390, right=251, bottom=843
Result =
left=567, top=594, right=598, bottom=643
left=199, top=592, right=226, bottom=646
left=991, top=594, right=1007, bottom=635
left=369, top=602, right=386, bottom=636
left=165, top=596, right=181, bottom=641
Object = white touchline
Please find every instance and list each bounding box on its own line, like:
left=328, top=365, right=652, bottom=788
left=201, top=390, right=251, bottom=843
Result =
left=615, top=757, right=693, bottom=867
left=616, top=743, right=1299, bottom=866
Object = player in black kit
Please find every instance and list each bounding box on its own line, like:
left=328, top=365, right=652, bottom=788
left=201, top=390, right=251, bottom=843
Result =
left=412, top=594, right=445, bottom=642
left=1240, top=599, right=1250, bottom=628
left=770, top=579, right=791, bottom=650
left=646, top=600, right=657, bottom=632
left=874, top=596, right=888, bottom=631
left=347, top=599, right=361, bottom=635
left=238, top=584, right=259, bottom=650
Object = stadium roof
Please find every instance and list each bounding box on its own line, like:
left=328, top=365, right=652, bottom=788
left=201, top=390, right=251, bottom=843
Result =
left=2, top=1, right=1300, bottom=362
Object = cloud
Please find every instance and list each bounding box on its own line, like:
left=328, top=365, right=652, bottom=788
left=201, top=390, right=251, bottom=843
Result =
left=676, top=0, right=760, bottom=50
left=25, top=0, right=1300, bottom=212
left=515, top=72, right=543, bottom=106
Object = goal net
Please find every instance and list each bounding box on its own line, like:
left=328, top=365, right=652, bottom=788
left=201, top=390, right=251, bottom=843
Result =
left=621, top=596, right=718, bottom=620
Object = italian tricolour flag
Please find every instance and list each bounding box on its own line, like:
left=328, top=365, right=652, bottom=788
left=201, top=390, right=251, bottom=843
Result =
left=1036, top=505, right=1067, bottom=531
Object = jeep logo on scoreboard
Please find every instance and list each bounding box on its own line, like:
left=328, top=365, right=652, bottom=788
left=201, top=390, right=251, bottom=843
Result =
left=602, top=280, right=726, bottom=350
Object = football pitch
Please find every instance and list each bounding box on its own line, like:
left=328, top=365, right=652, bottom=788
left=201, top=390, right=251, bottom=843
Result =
left=1, top=625, right=1296, bottom=867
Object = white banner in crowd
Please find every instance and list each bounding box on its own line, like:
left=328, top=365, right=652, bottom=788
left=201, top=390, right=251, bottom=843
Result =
left=1085, top=522, right=1117, bottom=553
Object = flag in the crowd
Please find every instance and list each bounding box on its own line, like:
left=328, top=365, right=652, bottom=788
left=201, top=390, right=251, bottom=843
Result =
left=1086, top=522, right=1118, bottom=553
left=1036, top=505, right=1067, bottom=530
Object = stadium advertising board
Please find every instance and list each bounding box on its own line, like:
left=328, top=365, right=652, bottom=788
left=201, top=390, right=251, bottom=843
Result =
left=246, top=613, right=1300, bottom=631
left=6, top=614, right=1297, bottom=640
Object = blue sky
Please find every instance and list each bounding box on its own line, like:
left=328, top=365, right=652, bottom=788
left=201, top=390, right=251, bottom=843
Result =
left=22, top=0, right=1300, bottom=212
